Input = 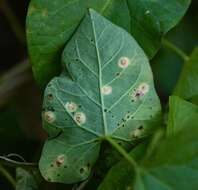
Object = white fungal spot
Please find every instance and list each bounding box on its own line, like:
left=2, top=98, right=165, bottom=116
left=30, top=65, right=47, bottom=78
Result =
left=101, top=86, right=112, bottom=95
left=145, top=10, right=150, bottom=14
left=74, top=112, right=86, bottom=125
left=65, top=102, right=78, bottom=112
left=130, top=128, right=142, bottom=138
left=55, top=154, right=65, bottom=166
left=118, top=57, right=130, bottom=69
left=132, top=83, right=150, bottom=100
left=44, top=111, right=56, bottom=123
left=138, top=83, right=150, bottom=94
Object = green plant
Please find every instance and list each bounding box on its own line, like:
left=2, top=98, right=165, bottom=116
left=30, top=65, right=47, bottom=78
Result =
left=1, top=0, right=198, bottom=189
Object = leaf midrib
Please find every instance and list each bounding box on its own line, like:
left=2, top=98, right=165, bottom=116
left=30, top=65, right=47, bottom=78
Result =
left=90, top=11, right=108, bottom=135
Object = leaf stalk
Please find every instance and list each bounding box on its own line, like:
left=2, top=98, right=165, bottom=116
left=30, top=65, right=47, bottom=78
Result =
left=105, top=136, right=138, bottom=170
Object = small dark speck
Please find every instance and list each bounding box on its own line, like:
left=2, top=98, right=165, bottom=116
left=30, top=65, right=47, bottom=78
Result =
left=64, top=165, right=67, bottom=168
left=47, top=94, right=53, bottom=100
left=47, top=106, right=55, bottom=111
left=80, top=168, right=84, bottom=174
left=138, top=126, right=143, bottom=130
left=47, top=178, right=51, bottom=181
left=57, top=174, right=60, bottom=177
left=104, top=109, right=107, bottom=112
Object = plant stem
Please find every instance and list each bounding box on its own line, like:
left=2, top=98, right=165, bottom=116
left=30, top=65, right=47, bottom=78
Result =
left=0, top=0, right=26, bottom=45
left=105, top=136, right=138, bottom=170
left=162, top=38, right=189, bottom=62
left=0, top=156, right=37, bottom=170
left=0, top=164, right=16, bottom=188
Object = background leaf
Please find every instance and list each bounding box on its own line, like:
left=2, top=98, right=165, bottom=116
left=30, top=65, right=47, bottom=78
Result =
left=39, top=10, right=161, bottom=184
left=16, top=168, right=39, bottom=190
left=167, top=96, right=198, bottom=136
left=135, top=125, right=198, bottom=190
left=174, top=47, right=198, bottom=100
left=26, top=0, right=191, bottom=87
left=127, top=0, right=191, bottom=58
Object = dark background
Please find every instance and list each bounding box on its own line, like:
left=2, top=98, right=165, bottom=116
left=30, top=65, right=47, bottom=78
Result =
left=0, top=0, right=197, bottom=189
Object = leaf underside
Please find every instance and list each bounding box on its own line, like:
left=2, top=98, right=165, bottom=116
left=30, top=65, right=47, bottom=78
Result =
left=26, top=0, right=191, bottom=87
left=39, top=10, right=161, bottom=184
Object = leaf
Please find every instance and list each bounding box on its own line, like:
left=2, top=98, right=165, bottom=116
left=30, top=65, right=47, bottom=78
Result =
left=167, top=96, right=198, bottom=136
left=16, top=168, right=39, bottom=190
left=127, top=0, right=191, bottom=58
left=39, top=10, right=161, bottom=184
left=174, top=47, right=198, bottom=100
left=26, top=0, right=191, bottom=87
left=135, top=125, right=198, bottom=190
left=97, top=142, right=148, bottom=190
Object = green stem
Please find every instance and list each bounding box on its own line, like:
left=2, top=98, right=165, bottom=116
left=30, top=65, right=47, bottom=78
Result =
left=162, top=38, right=189, bottom=62
left=0, top=0, right=26, bottom=45
left=0, top=156, right=37, bottom=170
left=0, top=164, right=16, bottom=188
left=105, top=136, right=138, bottom=170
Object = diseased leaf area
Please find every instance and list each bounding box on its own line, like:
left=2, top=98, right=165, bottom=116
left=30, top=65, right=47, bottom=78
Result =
left=26, top=0, right=191, bottom=87
left=40, top=10, right=161, bottom=184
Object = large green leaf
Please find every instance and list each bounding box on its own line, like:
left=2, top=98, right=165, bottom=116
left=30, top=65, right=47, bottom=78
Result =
left=127, top=0, right=191, bottom=57
left=26, top=0, right=191, bottom=87
left=99, top=125, right=198, bottom=190
left=39, top=10, right=161, bottom=184
left=135, top=125, right=198, bottom=190
left=167, top=96, right=198, bottom=136
left=174, top=47, right=198, bottom=100
left=16, top=168, right=39, bottom=190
